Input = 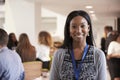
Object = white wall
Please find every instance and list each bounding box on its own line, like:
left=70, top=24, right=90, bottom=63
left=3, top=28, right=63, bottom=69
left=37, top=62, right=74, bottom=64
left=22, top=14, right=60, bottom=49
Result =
left=0, top=18, right=4, bottom=27
left=35, top=1, right=41, bottom=43
left=5, top=0, right=36, bottom=45
left=41, top=17, right=57, bottom=35
left=41, top=8, right=65, bottom=41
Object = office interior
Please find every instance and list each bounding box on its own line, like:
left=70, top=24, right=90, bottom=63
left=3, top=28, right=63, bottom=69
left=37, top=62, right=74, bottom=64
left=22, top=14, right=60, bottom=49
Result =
left=0, top=0, right=120, bottom=80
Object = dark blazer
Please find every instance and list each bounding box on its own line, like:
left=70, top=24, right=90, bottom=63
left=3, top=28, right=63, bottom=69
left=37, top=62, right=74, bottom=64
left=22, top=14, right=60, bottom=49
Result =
left=100, top=37, right=106, bottom=55
left=105, top=33, right=114, bottom=54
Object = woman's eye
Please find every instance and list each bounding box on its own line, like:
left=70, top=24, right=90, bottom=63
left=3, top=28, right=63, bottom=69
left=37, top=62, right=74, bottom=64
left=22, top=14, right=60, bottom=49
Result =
left=72, top=25, right=77, bottom=28
left=81, top=25, right=86, bottom=28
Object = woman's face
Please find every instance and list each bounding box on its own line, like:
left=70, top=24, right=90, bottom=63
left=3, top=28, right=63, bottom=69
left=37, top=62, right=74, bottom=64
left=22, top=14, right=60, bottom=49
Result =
left=11, top=34, right=16, bottom=42
left=70, top=16, right=90, bottom=42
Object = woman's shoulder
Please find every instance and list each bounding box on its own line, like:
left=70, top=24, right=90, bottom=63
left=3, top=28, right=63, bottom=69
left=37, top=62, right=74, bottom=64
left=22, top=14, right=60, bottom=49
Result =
left=38, top=44, right=50, bottom=48
left=92, top=46, right=104, bottom=53
left=89, top=45, right=104, bottom=56
left=36, top=44, right=50, bottom=50
left=53, top=48, right=68, bottom=57
left=110, top=41, right=119, bottom=45
left=55, top=48, right=67, bottom=53
left=52, top=48, right=68, bottom=62
left=91, top=46, right=105, bottom=58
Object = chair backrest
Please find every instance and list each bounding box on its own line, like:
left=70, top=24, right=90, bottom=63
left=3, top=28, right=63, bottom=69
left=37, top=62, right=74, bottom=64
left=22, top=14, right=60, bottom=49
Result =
left=23, top=61, right=42, bottom=80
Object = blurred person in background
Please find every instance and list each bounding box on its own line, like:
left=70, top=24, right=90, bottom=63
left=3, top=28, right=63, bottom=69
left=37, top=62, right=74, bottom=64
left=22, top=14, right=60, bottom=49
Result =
left=16, top=33, right=36, bottom=62
left=7, top=33, right=18, bottom=50
left=36, top=31, right=53, bottom=72
left=100, top=26, right=109, bottom=55
left=105, top=26, right=113, bottom=54
left=107, top=31, right=120, bottom=80
left=100, top=26, right=113, bottom=56
left=0, top=28, right=24, bottom=80
left=100, top=33, right=106, bottom=55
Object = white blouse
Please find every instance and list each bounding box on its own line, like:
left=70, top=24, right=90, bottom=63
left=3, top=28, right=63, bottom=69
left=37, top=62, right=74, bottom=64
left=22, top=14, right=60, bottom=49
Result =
left=108, top=41, right=120, bottom=55
left=36, top=44, right=50, bottom=61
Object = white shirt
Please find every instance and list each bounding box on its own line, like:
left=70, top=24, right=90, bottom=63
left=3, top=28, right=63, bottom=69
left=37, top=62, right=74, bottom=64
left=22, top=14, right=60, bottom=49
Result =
left=36, top=44, right=50, bottom=61
left=108, top=41, right=120, bottom=55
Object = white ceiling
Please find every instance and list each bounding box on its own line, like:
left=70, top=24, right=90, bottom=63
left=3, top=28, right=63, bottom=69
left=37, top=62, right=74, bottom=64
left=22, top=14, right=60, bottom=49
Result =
left=39, top=0, right=120, bottom=20
left=0, top=0, right=120, bottom=22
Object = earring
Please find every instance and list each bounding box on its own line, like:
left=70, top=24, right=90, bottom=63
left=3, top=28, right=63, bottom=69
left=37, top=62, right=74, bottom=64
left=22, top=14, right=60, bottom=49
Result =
left=87, top=33, right=89, bottom=36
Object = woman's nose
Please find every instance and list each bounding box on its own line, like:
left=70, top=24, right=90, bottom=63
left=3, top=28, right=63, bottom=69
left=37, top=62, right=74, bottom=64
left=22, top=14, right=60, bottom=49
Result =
left=76, top=26, right=82, bottom=33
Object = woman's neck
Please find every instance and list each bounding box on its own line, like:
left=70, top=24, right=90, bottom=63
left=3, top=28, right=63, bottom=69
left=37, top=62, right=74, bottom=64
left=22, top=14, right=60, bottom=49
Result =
left=72, top=41, right=86, bottom=60
left=72, top=41, right=86, bottom=49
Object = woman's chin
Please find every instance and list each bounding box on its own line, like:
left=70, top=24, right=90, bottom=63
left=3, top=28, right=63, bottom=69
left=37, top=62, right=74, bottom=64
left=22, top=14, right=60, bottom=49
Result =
left=74, top=37, right=83, bottom=42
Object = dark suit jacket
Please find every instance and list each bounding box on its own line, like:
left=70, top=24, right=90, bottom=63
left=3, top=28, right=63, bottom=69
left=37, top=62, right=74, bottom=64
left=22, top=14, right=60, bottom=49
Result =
left=105, top=33, right=114, bottom=54
left=100, top=37, right=106, bottom=55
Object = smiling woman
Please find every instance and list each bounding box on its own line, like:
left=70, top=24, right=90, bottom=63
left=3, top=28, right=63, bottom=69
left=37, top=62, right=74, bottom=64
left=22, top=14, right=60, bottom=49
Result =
left=70, top=16, right=90, bottom=44
left=50, top=10, right=107, bottom=80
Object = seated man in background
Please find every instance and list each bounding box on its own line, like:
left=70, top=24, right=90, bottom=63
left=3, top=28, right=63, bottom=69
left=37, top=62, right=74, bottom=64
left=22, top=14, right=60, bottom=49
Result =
left=0, top=28, right=24, bottom=80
